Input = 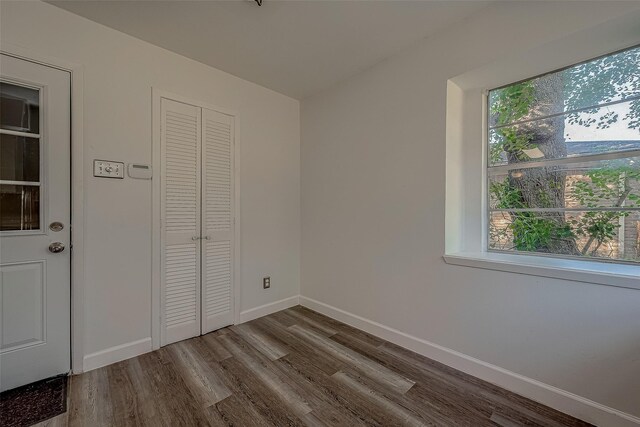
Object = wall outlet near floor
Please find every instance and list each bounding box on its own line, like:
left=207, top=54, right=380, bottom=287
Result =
left=263, top=277, right=271, bottom=289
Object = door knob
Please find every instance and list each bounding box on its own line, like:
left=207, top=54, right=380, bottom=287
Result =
left=49, top=221, right=64, bottom=232
left=49, top=242, right=65, bottom=253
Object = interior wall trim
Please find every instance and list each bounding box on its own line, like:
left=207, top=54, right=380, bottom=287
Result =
left=83, top=337, right=153, bottom=373
left=299, top=296, right=640, bottom=427
left=239, top=295, right=300, bottom=323
left=81, top=293, right=299, bottom=372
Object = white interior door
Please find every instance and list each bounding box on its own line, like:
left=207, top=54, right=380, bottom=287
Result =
left=0, top=54, right=71, bottom=391
left=160, top=98, right=201, bottom=346
left=201, top=108, right=234, bottom=334
left=160, top=98, right=235, bottom=345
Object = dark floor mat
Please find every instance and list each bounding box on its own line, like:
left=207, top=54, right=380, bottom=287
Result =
left=0, top=375, right=68, bottom=427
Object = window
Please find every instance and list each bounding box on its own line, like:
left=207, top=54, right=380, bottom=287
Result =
left=0, top=82, right=42, bottom=231
left=487, top=46, right=640, bottom=264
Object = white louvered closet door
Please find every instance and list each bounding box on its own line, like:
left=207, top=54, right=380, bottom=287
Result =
left=160, top=99, right=202, bottom=346
left=201, top=108, right=235, bottom=334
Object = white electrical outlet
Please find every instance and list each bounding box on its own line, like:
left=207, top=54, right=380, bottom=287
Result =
left=94, top=160, right=124, bottom=179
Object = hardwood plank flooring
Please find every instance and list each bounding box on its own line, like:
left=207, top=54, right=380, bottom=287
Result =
left=35, top=306, right=592, bottom=427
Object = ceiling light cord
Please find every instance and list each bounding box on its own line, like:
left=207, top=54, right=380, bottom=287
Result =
left=255, top=0, right=263, bottom=6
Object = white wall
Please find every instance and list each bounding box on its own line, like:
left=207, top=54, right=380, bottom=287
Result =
left=1, top=1, right=300, bottom=365
left=4, top=0, right=640, bottom=422
left=301, top=1, right=640, bottom=422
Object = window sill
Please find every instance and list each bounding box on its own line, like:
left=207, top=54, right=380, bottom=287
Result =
left=443, top=252, right=640, bottom=291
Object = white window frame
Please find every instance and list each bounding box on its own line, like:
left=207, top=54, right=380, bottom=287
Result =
left=443, top=20, right=640, bottom=291
left=484, top=47, right=640, bottom=266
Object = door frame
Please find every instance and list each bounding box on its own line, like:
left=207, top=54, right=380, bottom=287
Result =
left=0, top=44, right=86, bottom=374
left=151, top=89, right=241, bottom=350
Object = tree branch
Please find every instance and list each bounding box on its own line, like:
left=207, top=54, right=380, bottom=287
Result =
left=581, top=176, right=631, bottom=255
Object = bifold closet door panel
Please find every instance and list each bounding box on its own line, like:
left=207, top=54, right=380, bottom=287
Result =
left=161, top=99, right=202, bottom=346
left=201, top=108, right=235, bottom=334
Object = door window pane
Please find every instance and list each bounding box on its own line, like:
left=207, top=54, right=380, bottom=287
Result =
left=0, top=184, right=40, bottom=231
left=0, top=134, right=40, bottom=182
left=0, top=83, right=40, bottom=134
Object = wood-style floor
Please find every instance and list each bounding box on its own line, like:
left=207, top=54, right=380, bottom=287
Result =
left=37, top=306, right=591, bottom=427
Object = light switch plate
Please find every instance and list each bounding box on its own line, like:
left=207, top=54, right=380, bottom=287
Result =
left=94, top=160, right=124, bottom=179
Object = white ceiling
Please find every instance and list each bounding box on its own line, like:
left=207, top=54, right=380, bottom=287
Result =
left=48, top=0, right=490, bottom=99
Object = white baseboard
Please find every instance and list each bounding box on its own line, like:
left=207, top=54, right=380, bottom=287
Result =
left=80, top=296, right=298, bottom=373
left=299, top=296, right=640, bottom=427
left=239, top=295, right=300, bottom=323
left=82, top=337, right=153, bottom=373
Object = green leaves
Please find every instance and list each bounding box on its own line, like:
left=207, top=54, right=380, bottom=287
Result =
left=510, top=213, right=575, bottom=252
left=490, top=81, right=536, bottom=126
left=565, top=47, right=640, bottom=123
left=490, top=180, right=525, bottom=209
left=570, top=166, right=640, bottom=209
left=490, top=82, right=538, bottom=163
